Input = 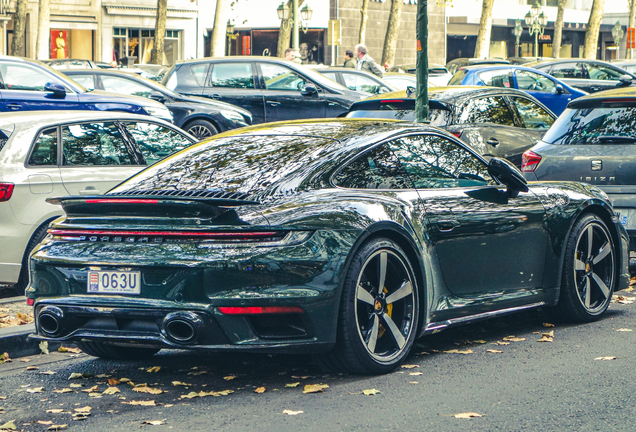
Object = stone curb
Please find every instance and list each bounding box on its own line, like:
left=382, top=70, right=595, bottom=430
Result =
left=0, top=296, right=62, bottom=358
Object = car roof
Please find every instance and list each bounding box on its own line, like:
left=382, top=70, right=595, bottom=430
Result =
left=0, top=110, right=171, bottom=130
left=175, top=56, right=299, bottom=65
left=360, top=85, right=529, bottom=103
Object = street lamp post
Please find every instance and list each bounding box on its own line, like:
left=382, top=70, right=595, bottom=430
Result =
left=277, top=1, right=313, bottom=53
left=226, top=19, right=236, bottom=56
left=524, top=1, right=548, bottom=58
left=612, top=21, right=624, bottom=60
left=514, top=19, right=523, bottom=57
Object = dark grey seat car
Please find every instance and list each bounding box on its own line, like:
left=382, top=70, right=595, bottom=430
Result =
left=521, top=87, right=636, bottom=251
left=346, top=86, right=556, bottom=167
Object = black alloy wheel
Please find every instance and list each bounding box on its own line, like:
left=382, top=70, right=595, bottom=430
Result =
left=321, top=238, right=419, bottom=374
left=557, top=214, right=616, bottom=322
left=185, top=119, right=218, bottom=140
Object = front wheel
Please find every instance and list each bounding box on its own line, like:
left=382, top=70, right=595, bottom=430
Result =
left=320, top=238, right=419, bottom=374
left=556, top=214, right=616, bottom=322
left=184, top=119, right=218, bottom=140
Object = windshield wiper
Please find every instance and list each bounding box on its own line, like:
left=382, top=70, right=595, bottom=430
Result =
left=595, top=135, right=636, bottom=143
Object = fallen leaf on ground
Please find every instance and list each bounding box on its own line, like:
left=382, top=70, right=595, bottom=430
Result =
left=362, top=389, right=381, bottom=396
left=503, top=336, right=526, bottom=342
left=39, top=341, right=49, bottom=355
left=81, top=385, right=98, bottom=393
left=46, top=409, right=65, bottom=414
left=26, top=387, right=44, bottom=393
left=69, top=384, right=82, bottom=388
left=617, top=328, right=633, bottom=332
left=612, top=295, right=635, bottom=304
left=0, top=352, right=11, bottom=364
left=542, top=330, right=555, bottom=338
left=119, top=378, right=131, bottom=383
left=303, top=384, right=329, bottom=394
left=254, top=387, right=266, bottom=394
left=72, top=413, right=90, bottom=421
left=58, top=347, right=81, bottom=354
left=223, top=376, right=236, bottom=381
left=543, top=323, right=555, bottom=328
left=108, top=378, right=120, bottom=386
left=595, top=356, right=617, bottom=361
left=537, top=336, right=553, bottom=343
left=410, top=381, right=418, bottom=384
left=285, top=382, right=301, bottom=388
left=102, top=387, right=120, bottom=395
left=26, top=366, right=39, bottom=371
left=123, top=400, right=156, bottom=406
left=282, top=410, right=303, bottom=416
left=96, top=374, right=111, bottom=379
left=47, top=426, right=67, bottom=431
left=487, top=349, right=503, bottom=353
left=0, top=421, right=16, bottom=430
left=409, top=372, right=424, bottom=376
left=39, top=371, right=55, bottom=375
left=400, top=364, right=419, bottom=369
left=74, top=406, right=91, bottom=413
left=444, top=349, right=473, bottom=354
left=68, top=373, right=84, bottom=380
left=132, top=386, right=164, bottom=395
left=19, top=358, right=31, bottom=362
left=495, top=341, right=510, bottom=346
left=141, top=420, right=165, bottom=426
left=37, top=421, right=53, bottom=425
left=54, top=388, right=73, bottom=394
left=472, top=340, right=486, bottom=344
left=453, top=412, right=483, bottom=419
left=172, top=381, right=192, bottom=387
left=146, top=366, right=161, bottom=373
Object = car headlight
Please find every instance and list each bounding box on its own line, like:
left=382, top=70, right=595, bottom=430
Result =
left=221, top=110, right=246, bottom=123
left=143, top=106, right=173, bottom=121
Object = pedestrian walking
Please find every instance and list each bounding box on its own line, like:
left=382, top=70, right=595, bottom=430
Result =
left=354, top=44, right=383, bottom=77
left=343, top=50, right=356, bottom=68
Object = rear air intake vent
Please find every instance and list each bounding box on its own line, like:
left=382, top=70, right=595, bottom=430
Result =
left=107, top=189, right=252, bottom=201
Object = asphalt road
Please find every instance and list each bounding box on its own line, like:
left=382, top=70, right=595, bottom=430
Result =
left=2, top=292, right=636, bottom=432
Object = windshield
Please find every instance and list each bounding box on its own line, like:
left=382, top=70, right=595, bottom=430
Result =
left=542, top=106, right=636, bottom=145
left=448, top=69, right=467, bottom=86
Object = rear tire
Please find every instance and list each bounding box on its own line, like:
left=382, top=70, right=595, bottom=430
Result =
left=13, top=223, right=50, bottom=295
left=319, top=238, right=419, bottom=374
left=77, top=341, right=160, bottom=360
left=184, top=119, right=218, bottom=140
left=555, top=214, right=616, bottom=322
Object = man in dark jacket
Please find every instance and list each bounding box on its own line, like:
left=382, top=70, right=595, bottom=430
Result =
left=354, top=44, right=383, bottom=78
left=344, top=50, right=356, bottom=68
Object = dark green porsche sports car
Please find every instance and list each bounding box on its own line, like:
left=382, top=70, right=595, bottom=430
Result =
left=27, top=119, right=629, bottom=375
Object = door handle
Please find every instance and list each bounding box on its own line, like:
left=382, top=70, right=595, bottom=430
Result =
left=6, top=103, right=21, bottom=110
left=267, top=101, right=281, bottom=107
left=210, top=93, right=221, bottom=100
left=486, top=138, right=499, bottom=146
left=436, top=219, right=460, bottom=232
left=79, top=187, right=100, bottom=195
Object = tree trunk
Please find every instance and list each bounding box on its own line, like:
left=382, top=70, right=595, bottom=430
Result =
left=381, top=0, right=403, bottom=67
left=359, top=0, right=369, bottom=45
left=627, top=0, right=636, bottom=59
left=583, top=0, right=605, bottom=59
left=11, top=0, right=27, bottom=57
left=150, top=0, right=167, bottom=65
left=276, top=0, right=304, bottom=58
left=552, top=0, right=566, bottom=59
left=35, top=0, right=50, bottom=60
left=473, top=0, right=495, bottom=58
left=211, top=0, right=230, bottom=57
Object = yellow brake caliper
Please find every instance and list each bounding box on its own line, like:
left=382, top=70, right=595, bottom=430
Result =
left=378, top=286, right=393, bottom=338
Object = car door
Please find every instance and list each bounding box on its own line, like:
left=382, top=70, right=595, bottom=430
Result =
left=547, top=62, right=594, bottom=92
left=459, top=95, right=534, bottom=167
left=583, top=63, right=630, bottom=93
left=58, top=121, right=143, bottom=196
left=513, top=69, right=572, bottom=115
left=388, top=133, right=548, bottom=296
left=506, top=95, right=555, bottom=146
left=201, top=62, right=265, bottom=124
left=257, top=62, right=326, bottom=122
left=0, top=62, right=80, bottom=111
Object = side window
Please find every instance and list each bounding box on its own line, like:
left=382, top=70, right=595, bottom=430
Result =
left=102, top=76, right=151, bottom=98
left=478, top=69, right=513, bottom=88
left=320, top=72, right=338, bottom=83
left=209, top=63, right=255, bottom=89
left=260, top=63, right=307, bottom=91
left=28, top=128, right=58, bottom=166
left=550, top=63, right=586, bottom=79
left=586, top=64, right=624, bottom=81
left=70, top=74, right=95, bottom=89
left=62, top=122, right=136, bottom=166
left=191, top=64, right=209, bottom=86
left=388, top=135, right=493, bottom=189
left=123, top=122, right=193, bottom=165
left=515, top=70, right=556, bottom=93
left=510, top=97, right=555, bottom=130
left=343, top=73, right=383, bottom=94
left=462, top=97, right=515, bottom=126
left=0, top=64, right=64, bottom=92
left=333, top=143, right=413, bottom=189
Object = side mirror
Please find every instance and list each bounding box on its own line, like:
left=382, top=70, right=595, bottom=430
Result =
left=378, top=86, right=390, bottom=94
left=44, top=82, right=66, bottom=98
left=488, top=157, right=528, bottom=197
left=618, top=74, right=633, bottom=86
left=555, top=83, right=564, bottom=94
left=149, top=90, right=166, bottom=102
left=301, top=83, right=318, bottom=96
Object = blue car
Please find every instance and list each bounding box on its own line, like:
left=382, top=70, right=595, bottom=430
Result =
left=449, top=65, right=587, bottom=115
left=0, top=56, right=172, bottom=121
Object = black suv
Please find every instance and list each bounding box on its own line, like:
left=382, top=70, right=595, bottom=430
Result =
left=162, top=56, right=366, bottom=124
left=522, top=87, right=636, bottom=250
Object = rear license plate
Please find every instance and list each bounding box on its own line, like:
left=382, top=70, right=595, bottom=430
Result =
left=87, top=271, right=141, bottom=294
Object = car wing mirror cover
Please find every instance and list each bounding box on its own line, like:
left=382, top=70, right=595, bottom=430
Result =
left=555, top=83, right=564, bottom=94
left=44, top=82, right=66, bottom=98
left=618, top=74, right=633, bottom=86
left=301, top=84, right=319, bottom=96
left=149, top=90, right=166, bottom=102
left=487, top=157, right=529, bottom=196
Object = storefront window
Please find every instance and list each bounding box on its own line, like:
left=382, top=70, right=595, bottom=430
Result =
left=489, top=41, right=507, bottom=58
left=112, top=28, right=180, bottom=66
left=50, top=29, right=93, bottom=60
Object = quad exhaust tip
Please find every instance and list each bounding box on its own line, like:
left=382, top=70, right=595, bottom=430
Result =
left=162, top=312, right=202, bottom=344
left=38, top=306, right=64, bottom=336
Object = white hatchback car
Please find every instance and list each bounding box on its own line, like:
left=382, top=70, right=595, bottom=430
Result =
left=0, top=111, right=196, bottom=294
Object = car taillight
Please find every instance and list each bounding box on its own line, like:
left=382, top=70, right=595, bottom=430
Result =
left=0, top=183, right=14, bottom=202
left=450, top=131, right=461, bottom=138
left=521, top=150, right=542, bottom=172
left=218, top=306, right=304, bottom=315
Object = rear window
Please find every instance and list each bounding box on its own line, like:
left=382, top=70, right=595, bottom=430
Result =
left=542, top=106, right=636, bottom=145
left=448, top=69, right=467, bottom=86
left=0, top=130, right=10, bottom=153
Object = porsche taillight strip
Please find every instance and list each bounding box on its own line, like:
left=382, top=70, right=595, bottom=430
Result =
left=48, top=229, right=282, bottom=239
left=218, top=306, right=304, bottom=315
left=84, top=199, right=159, bottom=204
